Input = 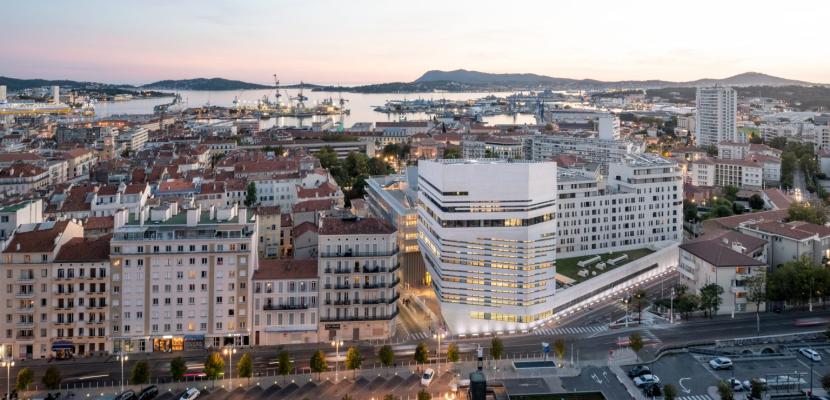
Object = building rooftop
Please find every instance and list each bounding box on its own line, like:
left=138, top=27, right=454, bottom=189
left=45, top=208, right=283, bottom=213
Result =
left=253, top=258, right=318, bottom=280
left=319, top=216, right=395, bottom=236
left=3, top=220, right=70, bottom=253
left=55, top=234, right=111, bottom=262
left=680, top=240, right=767, bottom=268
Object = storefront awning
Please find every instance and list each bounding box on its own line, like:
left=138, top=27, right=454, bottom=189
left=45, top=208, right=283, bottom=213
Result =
left=184, top=335, right=205, bottom=341
left=51, top=342, right=74, bottom=350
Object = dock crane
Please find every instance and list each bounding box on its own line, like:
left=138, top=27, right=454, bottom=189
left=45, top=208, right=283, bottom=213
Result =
left=273, top=74, right=281, bottom=102
left=291, top=81, right=309, bottom=110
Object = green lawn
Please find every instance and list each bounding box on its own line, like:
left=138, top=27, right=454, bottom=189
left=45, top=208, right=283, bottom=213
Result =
left=556, top=248, right=655, bottom=284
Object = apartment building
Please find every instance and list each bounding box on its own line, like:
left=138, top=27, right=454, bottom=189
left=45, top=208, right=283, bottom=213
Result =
left=417, top=159, right=558, bottom=334
left=0, top=163, right=50, bottom=194
left=695, top=86, right=738, bottom=147
left=556, top=154, right=683, bottom=258
left=687, top=158, right=764, bottom=189
left=679, top=231, right=767, bottom=315
left=116, top=127, right=149, bottom=152
left=255, top=206, right=282, bottom=258
left=462, top=137, right=525, bottom=160
left=110, top=202, right=257, bottom=353
left=317, top=215, right=399, bottom=341
left=252, top=258, right=318, bottom=345
left=526, top=134, right=644, bottom=173
left=738, top=220, right=830, bottom=268
left=0, top=199, right=43, bottom=241
left=0, top=220, right=84, bottom=359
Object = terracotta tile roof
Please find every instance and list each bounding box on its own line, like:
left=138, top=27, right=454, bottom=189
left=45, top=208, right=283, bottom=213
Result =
left=693, top=229, right=767, bottom=254
left=679, top=239, right=766, bottom=268
left=0, top=153, right=45, bottom=163
left=84, top=216, right=114, bottom=230
left=55, top=234, right=112, bottom=262
left=157, top=180, right=197, bottom=193
left=4, top=220, right=70, bottom=253
left=292, top=198, right=336, bottom=213
left=255, top=206, right=281, bottom=216
left=253, top=258, right=318, bottom=280
left=749, top=220, right=830, bottom=240
left=706, top=209, right=788, bottom=230
left=319, top=216, right=395, bottom=236
left=280, top=213, right=293, bottom=226
left=124, top=183, right=148, bottom=195
left=293, top=221, right=318, bottom=237
left=763, top=188, right=792, bottom=210
left=0, top=163, right=48, bottom=179
left=97, top=185, right=119, bottom=196
left=297, top=182, right=339, bottom=199
left=199, top=181, right=226, bottom=195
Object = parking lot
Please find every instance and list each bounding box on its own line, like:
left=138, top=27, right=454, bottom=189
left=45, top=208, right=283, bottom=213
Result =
left=623, top=346, right=830, bottom=400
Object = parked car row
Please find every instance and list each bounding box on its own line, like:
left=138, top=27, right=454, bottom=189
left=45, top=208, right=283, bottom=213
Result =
left=114, top=386, right=159, bottom=400
left=627, top=365, right=661, bottom=396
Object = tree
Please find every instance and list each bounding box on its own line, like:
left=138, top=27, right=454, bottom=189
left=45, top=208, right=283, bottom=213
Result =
left=822, top=373, right=830, bottom=393
left=699, top=283, right=724, bottom=318
left=417, top=390, right=432, bottom=400
left=629, top=333, right=644, bottom=361
left=131, top=361, right=150, bottom=385
left=710, top=204, right=734, bottom=218
left=42, top=365, right=62, bottom=390
left=238, top=352, right=253, bottom=383
left=170, top=357, right=187, bottom=381
left=788, top=202, right=828, bottom=225
left=722, top=186, right=739, bottom=202
left=378, top=345, right=395, bottom=368
left=244, top=182, right=257, bottom=207
left=204, top=352, right=225, bottom=380
left=275, top=350, right=293, bottom=382
left=632, top=288, right=648, bottom=324
left=663, top=383, right=678, bottom=400
left=706, top=145, right=718, bottom=157
left=345, top=347, right=362, bottom=378
left=717, top=380, right=734, bottom=400
left=553, top=339, right=566, bottom=366
left=749, top=194, right=765, bottom=210
left=750, top=378, right=765, bottom=399
left=443, top=148, right=461, bottom=159
left=746, top=272, right=767, bottom=321
left=310, top=350, right=328, bottom=381
left=446, top=343, right=459, bottom=363
left=315, top=146, right=339, bottom=170
left=676, top=293, right=701, bottom=319
left=15, top=367, right=33, bottom=392
left=414, top=342, right=429, bottom=364
left=490, top=337, right=504, bottom=360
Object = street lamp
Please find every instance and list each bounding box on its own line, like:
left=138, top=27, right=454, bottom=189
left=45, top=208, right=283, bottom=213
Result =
left=433, top=331, right=446, bottom=372
left=2, top=359, right=14, bottom=400
left=222, top=347, right=237, bottom=382
left=331, top=338, right=343, bottom=382
left=117, top=352, right=128, bottom=393
left=669, top=288, right=675, bottom=324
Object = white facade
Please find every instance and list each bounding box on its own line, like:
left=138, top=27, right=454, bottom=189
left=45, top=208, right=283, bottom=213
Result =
left=556, top=154, right=683, bottom=258
left=417, top=160, right=558, bottom=334
left=696, top=86, right=738, bottom=147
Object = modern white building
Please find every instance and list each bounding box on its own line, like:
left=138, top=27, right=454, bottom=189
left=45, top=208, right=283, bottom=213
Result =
left=556, top=154, right=683, bottom=258
left=526, top=134, right=644, bottom=173
left=696, top=86, right=738, bottom=147
left=417, top=159, right=558, bottom=334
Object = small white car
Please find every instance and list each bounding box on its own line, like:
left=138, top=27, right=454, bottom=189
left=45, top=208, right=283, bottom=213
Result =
left=742, top=378, right=767, bottom=391
left=178, top=388, right=200, bottom=400
left=799, top=348, right=822, bottom=362
left=421, top=368, right=435, bottom=386
left=709, top=357, right=733, bottom=370
left=633, top=374, right=660, bottom=387
left=727, top=378, right=744, bottom=392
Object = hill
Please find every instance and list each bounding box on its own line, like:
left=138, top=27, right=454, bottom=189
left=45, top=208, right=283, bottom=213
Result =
left=140, top=78, right=272, bottom=90
left=0, top=76, right=130, bottom=91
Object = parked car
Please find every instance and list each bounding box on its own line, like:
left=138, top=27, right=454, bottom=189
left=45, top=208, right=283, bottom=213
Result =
left=421, top=368, right=435, bottom=386
left=633, top=374, right=660, bottom=387
left=178, top=388, right=200, bottom=400
left=741, top=378, right=767, bottom=391
left=114, top=390, right=136, bottom=400
left=138, top=385, right=159, bottom=400
left=727, top=378, right=744, bottom=392
left=628, top=365, right=652, bottom=378
left=642, top=383, right=662, bottom=397
left=799, top=348, right=822, bottom=362
left=709, top=357, right=733, bottom=370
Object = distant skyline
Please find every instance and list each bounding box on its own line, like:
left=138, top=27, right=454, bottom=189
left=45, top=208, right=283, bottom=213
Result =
left=3, top=0, right=830, bottom=85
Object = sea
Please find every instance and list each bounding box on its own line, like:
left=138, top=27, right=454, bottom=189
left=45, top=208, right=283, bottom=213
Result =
left=91, top=88, right=538, bottom=128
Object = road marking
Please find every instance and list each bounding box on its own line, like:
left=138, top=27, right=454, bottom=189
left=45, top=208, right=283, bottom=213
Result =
left=679, top=377, right=692, bottom=393
left=590, top=373, right=603, bottom=384
left=677, top=396, right=712, bottom=400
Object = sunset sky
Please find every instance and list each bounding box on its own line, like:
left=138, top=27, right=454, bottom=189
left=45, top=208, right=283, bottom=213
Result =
left=3, top=0, right=829, bottom=85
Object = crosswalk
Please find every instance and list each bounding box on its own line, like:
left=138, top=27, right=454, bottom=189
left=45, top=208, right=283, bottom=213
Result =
left=677, top=395, right=712, bottom=400
left=409, top=332, right=430, bottom=341
left=533, top=325, right=608, bottom=336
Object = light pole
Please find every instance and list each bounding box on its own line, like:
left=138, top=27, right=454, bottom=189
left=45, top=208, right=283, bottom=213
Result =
left=118, top=352, right=128, bottom=392
left=669, top=288, right=675, bottom=324
left=623, top=295, right=631, bottom=327
left=433, top=331, right=445, bottom=372
left=331, top=338, right=343, bottom=382
left=223, top=346, right=237, bottom=382
left=2, top=358, right=14, bottom=400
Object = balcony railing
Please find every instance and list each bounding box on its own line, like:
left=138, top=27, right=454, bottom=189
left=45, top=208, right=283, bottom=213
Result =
left=263, top=303, right=309, bottom=310
left=320, top=309, right=399, bottom=322
left=15, top=292, right=34, bottom=298
left=319, top=248, right=399, bottom=258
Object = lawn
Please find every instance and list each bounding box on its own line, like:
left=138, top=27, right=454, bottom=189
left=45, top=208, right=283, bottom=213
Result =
left=556, top=248, right=655, bottom=284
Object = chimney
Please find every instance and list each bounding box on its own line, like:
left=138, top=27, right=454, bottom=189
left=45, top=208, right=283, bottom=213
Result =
left=186, top=206, right=200, bottom=226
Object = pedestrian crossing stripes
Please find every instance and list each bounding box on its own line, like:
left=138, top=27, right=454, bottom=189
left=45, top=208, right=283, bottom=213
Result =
left=409, top=332, right=430, bottom=340
left=533, top=325, right=607, bottom=336
left=677, top=395, right=712, bottom=400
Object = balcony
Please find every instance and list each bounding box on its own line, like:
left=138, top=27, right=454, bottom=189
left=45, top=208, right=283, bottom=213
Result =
left=320, top=248, right=399, bottom=259
left=15, top=276, right=34, bottom=283
left=263, top=303, right=309, bottom=310
left=387, top=293, right=400, bottom=304
left=320, top=309, right=399, bottom=322
left=15, top=334, right=34, bottom=340
left=363, top=282, right=383, bottom=289
left=15, top=292, right=34, bottom=298
left=361, top=298, right=385, bottom=305
left=15, top=321, right=34, bottom=327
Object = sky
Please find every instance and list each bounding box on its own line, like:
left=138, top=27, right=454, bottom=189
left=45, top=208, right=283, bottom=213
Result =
left=3, top=0, right=830, bottom=85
